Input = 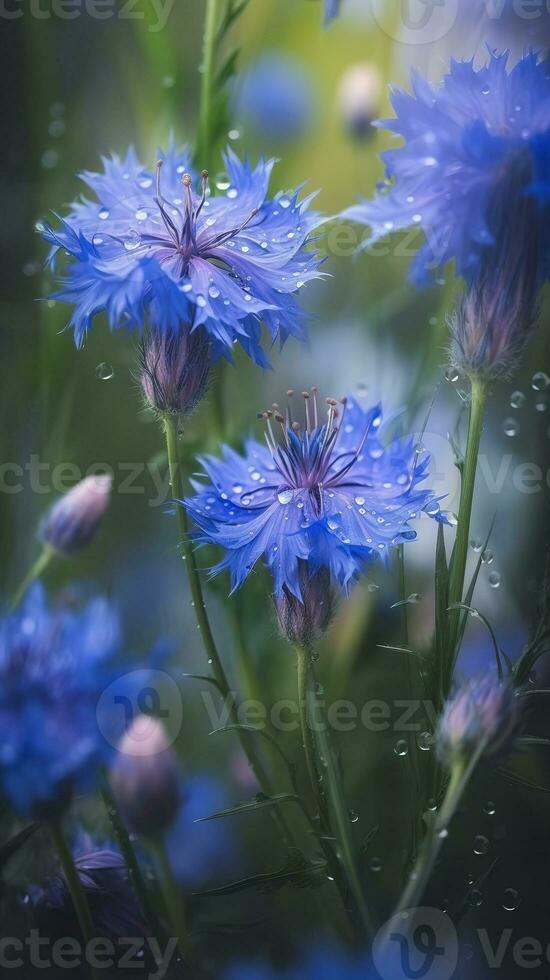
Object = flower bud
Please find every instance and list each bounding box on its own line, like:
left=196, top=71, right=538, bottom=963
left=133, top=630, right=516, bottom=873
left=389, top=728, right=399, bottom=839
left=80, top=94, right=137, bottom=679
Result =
left=39, top=474, right=112, bottom=555
left=275, top=563, right=334, bottom=648
left=438, top=678, right=517, bottom=763
left=338, top=63, right=382, bottom=140
left=449, top=151, right=540, bottom=381
left=109, top=715, right=181, bottom=838
left=139, top=324, right=210, bottom=418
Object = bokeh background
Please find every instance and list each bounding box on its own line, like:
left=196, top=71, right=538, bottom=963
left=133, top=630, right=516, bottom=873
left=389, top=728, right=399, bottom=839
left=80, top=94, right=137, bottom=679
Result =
left=2, top=1, right=550, bottom=976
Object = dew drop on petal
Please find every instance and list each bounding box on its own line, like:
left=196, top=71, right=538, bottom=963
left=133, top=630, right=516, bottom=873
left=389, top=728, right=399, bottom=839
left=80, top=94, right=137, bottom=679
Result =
left=277, top=488, right=294, bottom=505
left=99, top=208, right=110, bottom=220
left=124, top=230, right=142, bottom=251
left=215, top=173, right=231, bottom=191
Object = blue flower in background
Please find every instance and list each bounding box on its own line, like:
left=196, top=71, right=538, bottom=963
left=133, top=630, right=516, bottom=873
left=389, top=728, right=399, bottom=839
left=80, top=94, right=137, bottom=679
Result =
left=41, top=144, right=325, bottom=366
left=166, top=776, right=238, bottom=890
left=0, top=585, right=131, bottom=817
left=185, top=390, right=448, bottom=600
left=226, top=947, right=370, bottom=979
left=324, top=0, right=342, bottom=25
left=233, top=53, right=316, bottom=143
left=343, top=52, right=550, bottom=286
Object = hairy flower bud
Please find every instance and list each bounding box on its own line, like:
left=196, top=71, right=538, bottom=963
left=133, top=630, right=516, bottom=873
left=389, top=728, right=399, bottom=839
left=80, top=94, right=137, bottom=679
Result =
left=109, top=715, right=181, bottom=838
left=275, top=563, right=335, bottom=648
left=39, top=474, right=112, bottom=555
left=338, top=63, right=382, bottom=140
left=438, top=678, right=517, bottom=763
left=449, top=152, right=540, bottom=381
left=140, top=324, right=210, bottom=418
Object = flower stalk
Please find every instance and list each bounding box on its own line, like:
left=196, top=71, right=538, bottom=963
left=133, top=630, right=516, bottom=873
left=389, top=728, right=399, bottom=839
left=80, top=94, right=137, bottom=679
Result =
left=10, top=547, right=54, bottom=611
left=447, top=374, right=487, bottom=660
left=196, top=0, right=221, bottom=171
left=148, top=836, right=190, bottom=960
left=48, top=820, right=99, bottom=980
left=296, top=644, right=375, bottom=941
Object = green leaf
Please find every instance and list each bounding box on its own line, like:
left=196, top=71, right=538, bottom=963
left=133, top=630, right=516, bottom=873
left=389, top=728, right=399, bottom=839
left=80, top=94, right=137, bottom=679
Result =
left=193, top=848, right=326, bottom=897
left=195, top=792, right=301, bottom=823
left=0, top=823, right=39, bottom=870
left=181, top=673, right=224, bottom=696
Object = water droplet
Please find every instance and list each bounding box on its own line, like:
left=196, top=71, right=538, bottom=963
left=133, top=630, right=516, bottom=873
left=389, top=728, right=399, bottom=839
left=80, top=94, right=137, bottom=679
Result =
left=124, top=230, right=142, bottom=251
left=532, top=371, right=549, bottom=391
left=228, top=128, right=240, bottom=141
left=417, top=731, right=434, bottom=752
left=227, top=188, right=238, bottom=199
left=349, top=810, right=359, bottom=824
left=488, top=571, right=501, bottom=589
left=510, top=390, right=525, bottom=409
left=49, top=119, right=65, bottom=138
left=481, top=550, right=494, bottom=565
left=41, top=149, right=59, bottom=170
left=438, top=828, right=449, bottom=840
left=503, top=417, right=519, bottom=437
left=215, top=172, right=230, bottom=191
left=99, top=207, right=110, bottom=220
left=95, top=362, right=114, bottom=381
left=468, top=889, right=483, bottom=907
left=481, top=86, right=491, bottom=96
left=535, top=396, right=548, bottom=413
left=196, top=294, right=207, bottom=308
left=445, top=367, right=459, bottom=383
left=369, top=857, right=382, bottom=872
left=139, top=177, right=153, bottom=189
left=502, top=888, right=520, bottom=912
left=470, top=539, right=483, bottom=552
left=355, top=496, right=366, bottom=506
left=473, top=834, right=489, bottom=855
left=162, top=73, right=176, bottom=88
left=426, top=798, right=437, bottom=812
left=394, top=739, right=408, bottom=757
left=279, top=196, right=291, bottom=209
left=277, top=488, right=294, bottom=505
left=483, top=801, right=496, bottom=816
left=208, top=285, right=221, bottom=299
left=135, top=208, right=148, bottom=222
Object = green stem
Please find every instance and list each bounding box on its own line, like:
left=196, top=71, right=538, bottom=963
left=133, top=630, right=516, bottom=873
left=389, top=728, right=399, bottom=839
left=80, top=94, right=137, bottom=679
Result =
left=396, top=546, right=422, bottom=867
left=298, top=646, right=374, bottom=940
left=148, top=837, right=190, bottom=960
left=10, top=547, right=54, bottom=611
left=448, top=375, right=487, bottom=651
left=164, top=415, right=229, bottom=696
left=164, top=416, right=297, bottom=851
left=48, top=820, right=98, bottom=980
left=101, top=782, right=161, bottom=937
left=296, top=645, right=320, bottom=806
left=195, top=0, right=221, bottom=170
left=388, top=746, right=483, bottom=930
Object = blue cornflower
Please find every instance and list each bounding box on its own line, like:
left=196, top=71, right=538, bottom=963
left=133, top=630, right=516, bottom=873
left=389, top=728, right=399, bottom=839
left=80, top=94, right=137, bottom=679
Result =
left=233, top=53, right=317, bottom=144
left=342, top=51, right=550, bottom=287
left=226, top=947, right=371, bottom=979
left=0, top=584, right=128, bottom=817
left=41, top=144, right=324, bottom=366
left=324, top=0, right=342, bottom=25
left=185, top=390, right=448, bottom=602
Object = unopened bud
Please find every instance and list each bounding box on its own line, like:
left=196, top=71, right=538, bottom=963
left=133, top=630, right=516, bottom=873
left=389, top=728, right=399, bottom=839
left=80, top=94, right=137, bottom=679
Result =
left=109, top=715, right=181, bottom=838
left=438, top=678, right=517, bottom=763
left=275, top=563, right=334, bottom=647
left=39, top=474, right=112, bottom=555
left=338, top=63, right=382, bottom=140
left=140, top=324, right=210, bottom=418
